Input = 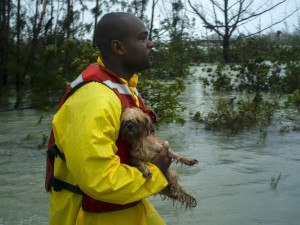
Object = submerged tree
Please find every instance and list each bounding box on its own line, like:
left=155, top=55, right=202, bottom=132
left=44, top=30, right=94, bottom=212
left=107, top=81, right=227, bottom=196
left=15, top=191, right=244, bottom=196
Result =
left=188, top=0, right=298, bottom=62
left=0, top=0, right=11, bottom=88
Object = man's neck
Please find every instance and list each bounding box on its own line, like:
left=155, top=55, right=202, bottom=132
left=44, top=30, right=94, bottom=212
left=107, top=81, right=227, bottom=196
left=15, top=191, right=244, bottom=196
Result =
left=104, top=64, right=133, bottom=82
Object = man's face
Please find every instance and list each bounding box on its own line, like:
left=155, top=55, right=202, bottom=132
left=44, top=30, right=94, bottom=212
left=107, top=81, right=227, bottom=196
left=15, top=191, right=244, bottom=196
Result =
left=122, top=17, right=154, bottom=73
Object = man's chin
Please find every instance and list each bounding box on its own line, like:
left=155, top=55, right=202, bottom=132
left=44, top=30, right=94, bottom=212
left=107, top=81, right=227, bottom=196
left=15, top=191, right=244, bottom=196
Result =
left=135, top=61, right=153, bottom=73
left=142, top=62, right=152, bottom=71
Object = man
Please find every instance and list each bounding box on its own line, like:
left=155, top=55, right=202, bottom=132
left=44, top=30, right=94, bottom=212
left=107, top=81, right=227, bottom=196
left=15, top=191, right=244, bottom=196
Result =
left=46, top=12, right=171, bottom=225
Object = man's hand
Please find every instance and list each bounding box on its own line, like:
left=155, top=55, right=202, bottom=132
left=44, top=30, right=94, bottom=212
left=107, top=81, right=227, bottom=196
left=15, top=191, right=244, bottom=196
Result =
left=153, top=141, right=172, bottom=175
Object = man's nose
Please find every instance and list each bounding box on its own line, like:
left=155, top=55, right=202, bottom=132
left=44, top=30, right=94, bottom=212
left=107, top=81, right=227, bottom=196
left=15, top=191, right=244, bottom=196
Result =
left=147, top=40, right=154, bottom=48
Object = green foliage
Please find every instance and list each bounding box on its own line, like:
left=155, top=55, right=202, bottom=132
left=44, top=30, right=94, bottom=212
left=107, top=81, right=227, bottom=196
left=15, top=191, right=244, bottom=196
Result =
left=284, top=89, right=300, bottom=110
left=195, top=94, right=276, bottom=133
left=272, top=34, right=300, bottom=63
left=150, top=37, right=193, bottom=79
left=194, top=46, right=223, bottom=63
left=232, top=61, right=271, bottom=92
left=138, top=77, right=186, bottom=124
left=281, top=63, right=300, bottom=93
left=29, top=40, right=68, bottom=109
left=192, top=111, right=203, bottom=122
left=37, top=134, right=49, bottom=150
left=198, top=76, right=210, bottom=88
left=279, top=125, right=290, bottom=135
left=229, top=35, right=300, bottom=95
left=200, top=63, right=232, bottom=91
left=230, top=36, right=277, bottom=63
left=44, top=44, right=58, bottom=60
left=70, top=41, right=100, bottom=75
left=63, top=38, right=77, bottom=50
left=22, top=40, right=99, bottom=109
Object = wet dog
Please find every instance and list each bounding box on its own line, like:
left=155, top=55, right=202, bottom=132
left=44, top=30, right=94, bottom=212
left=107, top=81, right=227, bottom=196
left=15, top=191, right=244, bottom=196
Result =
left=120, top=107, right=198, bottom=209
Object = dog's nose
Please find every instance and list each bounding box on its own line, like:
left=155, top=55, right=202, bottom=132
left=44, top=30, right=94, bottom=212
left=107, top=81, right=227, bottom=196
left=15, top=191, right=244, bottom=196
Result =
left=127, top=124, right=134, bottom=131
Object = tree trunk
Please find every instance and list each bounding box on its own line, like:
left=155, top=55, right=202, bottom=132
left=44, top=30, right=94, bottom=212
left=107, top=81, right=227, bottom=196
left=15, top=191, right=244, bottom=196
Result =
left=139, top=0, right=146, bottom=20
left=149, top=0, right=157, bottom=41
left=63, top=0, right=71, bottom=77
left=0, top=0, right=10, bottom=88
left=223, top=0, right=230, bottom=63
left=30, top=0, right=48, bottom=87
left=50, top=0, right=54, bottom=34
left=35, top=0, right=48, bottom=41
left=66, top=0, right=71, bottom=38
left=222, top=36, right=230, bottom=63
left=133, top=0, right=138, bottom=15
left=14, top=0, right=21, bottom=109
left=94, top=0, right=99, bottom=31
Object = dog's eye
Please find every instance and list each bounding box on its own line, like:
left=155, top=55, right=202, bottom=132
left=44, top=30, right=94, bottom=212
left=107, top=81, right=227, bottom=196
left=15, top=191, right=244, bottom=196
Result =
left=136, top=119, right=141, bottom=124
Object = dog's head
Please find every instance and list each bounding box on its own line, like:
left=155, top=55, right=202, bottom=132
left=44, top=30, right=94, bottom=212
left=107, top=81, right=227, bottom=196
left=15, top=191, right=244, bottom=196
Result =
left=120, top=107, right=153, bottom=142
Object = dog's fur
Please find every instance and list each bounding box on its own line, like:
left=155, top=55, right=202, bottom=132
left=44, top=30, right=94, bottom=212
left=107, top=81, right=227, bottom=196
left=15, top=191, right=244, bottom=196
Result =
left=120, top=107, right=198, bottom=209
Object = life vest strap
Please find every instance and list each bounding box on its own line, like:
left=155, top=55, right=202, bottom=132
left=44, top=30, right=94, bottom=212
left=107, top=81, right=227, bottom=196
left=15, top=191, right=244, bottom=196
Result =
left=47, top=143, right=66, bottom=162
left=49, top=176, right=84, bottom=195
left=47, top=144, right=84, bottom=195
left=64, top=80, right=96, bottom=103
left=64, top=80, right=112, bottom=104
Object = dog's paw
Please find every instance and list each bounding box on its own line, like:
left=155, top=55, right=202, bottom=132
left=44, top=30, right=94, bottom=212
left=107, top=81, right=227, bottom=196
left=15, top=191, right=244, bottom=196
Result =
left=180, top=158, right=199, bottom=166
left=143, top=171, right=153, bottom=179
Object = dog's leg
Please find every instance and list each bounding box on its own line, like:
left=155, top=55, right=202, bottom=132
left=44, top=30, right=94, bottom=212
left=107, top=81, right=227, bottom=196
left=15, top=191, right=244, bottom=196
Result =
left=132, top=159, right=152, bottom=178
left=167, top=148, right=198, bottom=166
left=160, top=168, right=197, bottom=209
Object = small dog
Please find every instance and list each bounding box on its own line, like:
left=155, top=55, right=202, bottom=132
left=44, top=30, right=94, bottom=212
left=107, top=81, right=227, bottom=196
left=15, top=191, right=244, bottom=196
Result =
left=120, top=107, right=198, bottom=209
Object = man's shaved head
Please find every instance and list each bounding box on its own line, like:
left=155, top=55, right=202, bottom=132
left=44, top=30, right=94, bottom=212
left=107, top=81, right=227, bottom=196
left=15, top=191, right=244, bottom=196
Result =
left=93, top=12, right=141, bottom=59
left=93, top=12, right=153, bottom=77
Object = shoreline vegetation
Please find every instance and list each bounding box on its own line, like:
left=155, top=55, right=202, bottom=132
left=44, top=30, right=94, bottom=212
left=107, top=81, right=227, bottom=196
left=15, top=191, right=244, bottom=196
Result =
left=1, top=0, right=299, bottom=131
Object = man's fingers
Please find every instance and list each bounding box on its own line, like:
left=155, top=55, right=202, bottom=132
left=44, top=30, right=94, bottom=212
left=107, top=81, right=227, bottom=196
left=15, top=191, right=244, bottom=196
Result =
left=152, top=141, right=172, bottom=175
left=161, top=141, right=169, bottom=154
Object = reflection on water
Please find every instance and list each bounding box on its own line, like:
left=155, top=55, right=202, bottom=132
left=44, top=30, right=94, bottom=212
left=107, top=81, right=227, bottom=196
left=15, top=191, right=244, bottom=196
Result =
left=1, top=66, right=300, bottom=224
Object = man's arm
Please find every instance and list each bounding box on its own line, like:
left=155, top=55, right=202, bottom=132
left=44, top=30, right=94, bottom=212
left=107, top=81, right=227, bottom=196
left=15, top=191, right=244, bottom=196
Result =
left=153, top=141, right=172, bottom=175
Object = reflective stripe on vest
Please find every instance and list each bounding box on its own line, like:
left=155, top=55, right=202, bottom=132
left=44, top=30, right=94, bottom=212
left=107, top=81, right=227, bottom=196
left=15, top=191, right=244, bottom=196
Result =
left=71, top=73, right=134, bottom=96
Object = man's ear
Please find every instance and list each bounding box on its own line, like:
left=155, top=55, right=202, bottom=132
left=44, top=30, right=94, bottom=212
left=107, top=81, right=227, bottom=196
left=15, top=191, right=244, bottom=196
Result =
left=111, top=40, right=126, bottom=55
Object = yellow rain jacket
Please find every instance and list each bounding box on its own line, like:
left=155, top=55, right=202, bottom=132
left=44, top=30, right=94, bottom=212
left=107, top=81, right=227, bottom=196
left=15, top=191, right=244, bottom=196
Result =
left=48, top=67, right=168, bottom=224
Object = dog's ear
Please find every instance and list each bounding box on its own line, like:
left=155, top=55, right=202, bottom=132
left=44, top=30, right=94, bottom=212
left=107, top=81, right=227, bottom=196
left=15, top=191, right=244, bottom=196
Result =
left=120, top=107, right=127, bottom=122
left=121, top=107, right=126, bottom=114
left=145, top=115, right=153, bottom=135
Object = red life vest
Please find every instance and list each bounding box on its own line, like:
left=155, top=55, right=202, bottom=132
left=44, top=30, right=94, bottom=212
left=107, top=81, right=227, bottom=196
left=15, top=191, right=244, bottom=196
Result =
left=45, top=63, right=156, bottom=213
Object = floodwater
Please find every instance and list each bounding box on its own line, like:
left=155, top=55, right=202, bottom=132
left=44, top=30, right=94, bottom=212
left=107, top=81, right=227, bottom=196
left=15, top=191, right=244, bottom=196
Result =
left=1, top=66, right=300, bottom=225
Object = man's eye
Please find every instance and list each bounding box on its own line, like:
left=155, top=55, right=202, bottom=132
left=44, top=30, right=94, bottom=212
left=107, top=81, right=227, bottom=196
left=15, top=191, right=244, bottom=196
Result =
left=139, top=35, right=148, bottom=41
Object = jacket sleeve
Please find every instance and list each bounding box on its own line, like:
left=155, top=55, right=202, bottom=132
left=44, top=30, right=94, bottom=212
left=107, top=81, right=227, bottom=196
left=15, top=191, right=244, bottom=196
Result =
left=52, top=81, right=168, bottom=204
